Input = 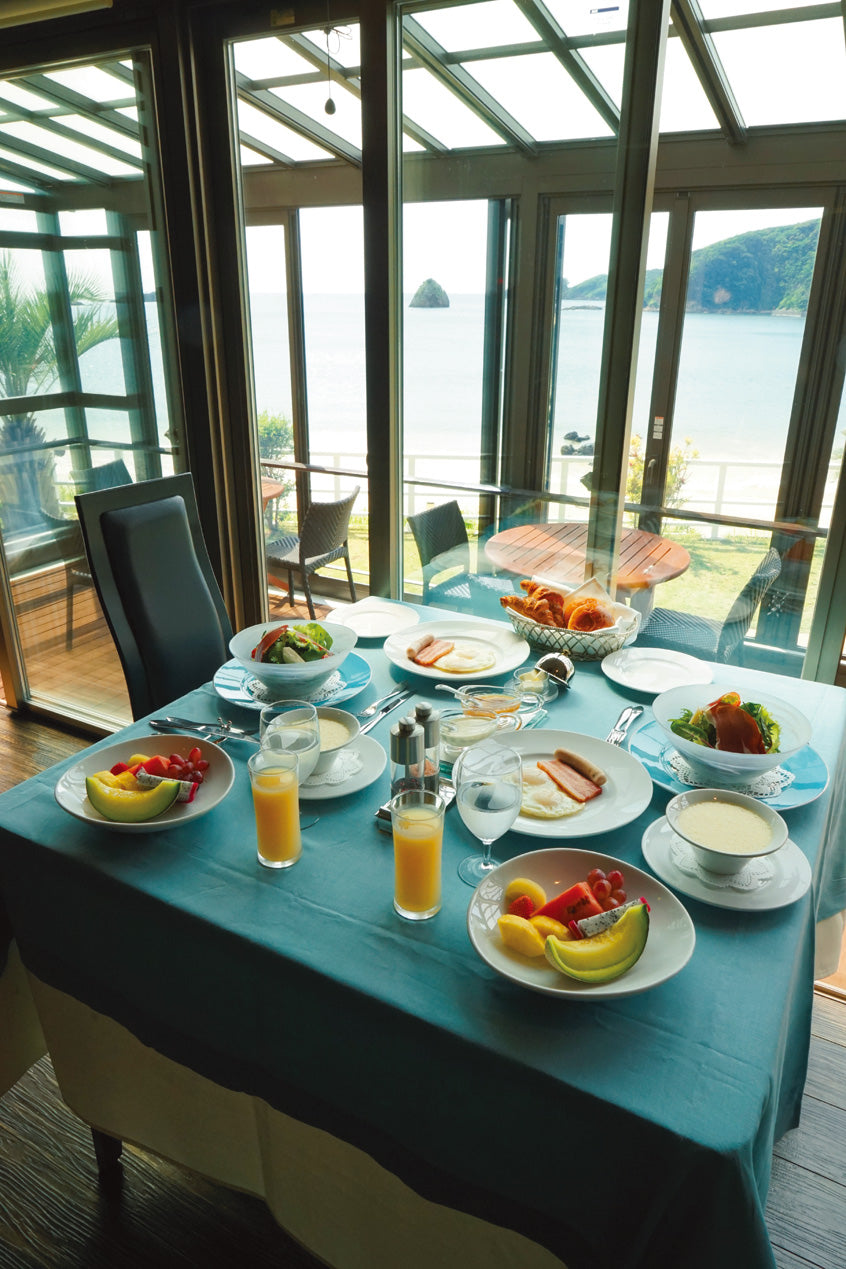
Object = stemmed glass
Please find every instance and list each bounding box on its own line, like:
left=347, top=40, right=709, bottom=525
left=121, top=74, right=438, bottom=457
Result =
left=258, top=701, right=321, bottom=825
left=454, top=743, right=523, bottom=887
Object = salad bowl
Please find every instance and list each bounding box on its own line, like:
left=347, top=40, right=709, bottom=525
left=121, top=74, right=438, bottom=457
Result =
left=229, top=621, right=357, bottom=699
left=652, top=683, right=810, bottom=786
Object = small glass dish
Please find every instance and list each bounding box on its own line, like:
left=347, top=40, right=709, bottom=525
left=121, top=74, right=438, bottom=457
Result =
left=504, top=668, right=558, bottom=703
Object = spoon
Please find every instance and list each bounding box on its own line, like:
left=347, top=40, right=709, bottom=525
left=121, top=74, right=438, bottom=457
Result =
left=534, top=653, right=576, bottom=689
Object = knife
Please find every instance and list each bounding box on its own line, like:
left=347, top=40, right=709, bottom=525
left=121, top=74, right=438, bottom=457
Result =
left=359, top=691, right=412, bottom=735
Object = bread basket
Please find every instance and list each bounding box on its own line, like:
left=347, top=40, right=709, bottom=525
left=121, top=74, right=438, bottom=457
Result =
left=501, top=579, right=640, bottom=661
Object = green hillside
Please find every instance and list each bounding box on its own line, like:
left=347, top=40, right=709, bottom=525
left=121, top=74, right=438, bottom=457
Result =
left=566, top=218, right=821, bottom=313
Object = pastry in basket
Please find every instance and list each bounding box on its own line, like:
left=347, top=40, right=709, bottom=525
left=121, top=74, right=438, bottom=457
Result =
left=501, top=583, right=615, bottom=632
left=565, top=596, right=615, bottom=632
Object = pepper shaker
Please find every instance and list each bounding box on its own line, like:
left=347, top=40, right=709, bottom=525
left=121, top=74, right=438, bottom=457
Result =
left=389, top=716, right=425, bottom=796
left=414, top=702, right=441, bottom=794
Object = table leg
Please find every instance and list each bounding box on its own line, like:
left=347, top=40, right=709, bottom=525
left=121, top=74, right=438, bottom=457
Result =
left=91, top=1127, right=123, bottom=1179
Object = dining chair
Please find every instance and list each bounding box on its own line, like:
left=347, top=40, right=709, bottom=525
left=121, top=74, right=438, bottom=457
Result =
left=65, top=459, right=134, bottom=651
left=636, top=547, right=782, bottom=664
left=75, top=472, right=232, bottom=719
left=406, top=500, right=517, bottom=617
left=264, top=486, right=359, bottom=619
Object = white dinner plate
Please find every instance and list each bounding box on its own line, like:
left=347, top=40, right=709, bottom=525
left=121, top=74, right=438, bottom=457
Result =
left=641, top=816, right=812, bottom=911
left=299, top=735, right=387, bottom=800
left=328, top=597, right=419, bottom=639
left=55, top=734, right=235, bottom=834
left=467, top=847, right=696, bottom=999
left=383, top=617, right=530, bottom=681
left=601, top=647, right=713, bottom=694
left=495, top=729, right=653, bottom=837
left=214, top=653, right=372, bottom=710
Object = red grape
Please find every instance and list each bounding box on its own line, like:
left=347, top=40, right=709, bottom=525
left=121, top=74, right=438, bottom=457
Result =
left=587, top=868, right=606, bottom=890
left=611, top=888, right=627, bottom=905
left=606, top=869, right=624, bottom=890
left=592, top=878, right=612, bottom=901
left=605, top=896, right=622, bottom=910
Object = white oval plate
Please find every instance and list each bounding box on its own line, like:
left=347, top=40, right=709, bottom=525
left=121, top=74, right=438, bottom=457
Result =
left=641, top=816, right=812, bottom=911
left=55, top=734, right=235, bottom=834
left=329, top=598, right=419, bottom=639
left=602, top=647, right=713, bottom=694
left=299, top=735, right=387, bottom=801
left=467, top=847, right=696, bottom=999
left=494, top=729, right=653, bottom=837
left=383, top=618, right=530, bottom=681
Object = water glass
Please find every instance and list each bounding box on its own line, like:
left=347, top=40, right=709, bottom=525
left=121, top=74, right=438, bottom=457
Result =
left=260, top=699, right=320, bottom=781
left=248, top=748, right=301, bottom=869
left=390, top=788, right=445, bottom=921
left=454, top=743, right=522, bottom=886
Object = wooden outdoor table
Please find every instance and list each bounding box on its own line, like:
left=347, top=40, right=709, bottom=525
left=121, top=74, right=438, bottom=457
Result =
left=485, top=521, right=690, bottom=608
left=260, top=478, right=284, bottom=510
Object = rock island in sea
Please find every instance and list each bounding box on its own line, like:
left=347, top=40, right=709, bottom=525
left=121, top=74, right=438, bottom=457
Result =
left=410, top=278, right=449, bottom=308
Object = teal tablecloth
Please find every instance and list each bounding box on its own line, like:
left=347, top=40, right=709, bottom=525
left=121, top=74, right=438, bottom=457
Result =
left=1, top=614, right=845, bottom=1269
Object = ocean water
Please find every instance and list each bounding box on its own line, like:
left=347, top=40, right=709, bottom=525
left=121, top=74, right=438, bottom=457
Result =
left=72, top=293, right=814, bottom=473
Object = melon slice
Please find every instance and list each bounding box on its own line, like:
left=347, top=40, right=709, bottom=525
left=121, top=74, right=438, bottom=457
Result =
left=544, top=904, right=649, bottom=983
left=85, top=775, right=180, bottom=823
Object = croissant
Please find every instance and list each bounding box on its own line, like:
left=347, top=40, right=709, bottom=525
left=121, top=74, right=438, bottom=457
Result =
left=566, top=598, right=615, bottom=632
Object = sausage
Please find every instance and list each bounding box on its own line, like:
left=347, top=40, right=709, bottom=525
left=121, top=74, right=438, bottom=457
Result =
left=553, top=747, right=607, bottom=786
left=406, top=632, right=434, bottom=661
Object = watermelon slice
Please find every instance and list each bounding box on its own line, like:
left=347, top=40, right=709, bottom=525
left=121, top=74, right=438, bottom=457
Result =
left=535, top=882, right=604, bottom=924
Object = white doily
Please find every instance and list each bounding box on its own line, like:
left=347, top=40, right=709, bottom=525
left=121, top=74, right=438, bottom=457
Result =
left=245, top=671, right=343, bottom=705
left=302, top=747, right=363, bottom=787
left=667, top=752, right=794, bottom=801
left=669, top=833, right=776, bottom=892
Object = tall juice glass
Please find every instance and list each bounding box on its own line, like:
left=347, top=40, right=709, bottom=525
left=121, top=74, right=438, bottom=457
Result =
left=390, top=788, right=444, bottom=920
left=248, top=749, right=301, bottom=869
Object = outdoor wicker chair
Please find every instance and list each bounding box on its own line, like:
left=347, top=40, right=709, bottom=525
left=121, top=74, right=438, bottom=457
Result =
left=406, top=500, right=517, bottom=616
left=637, top=547, right=782, bottom=665
left=265, top=486, right=359, bottom=619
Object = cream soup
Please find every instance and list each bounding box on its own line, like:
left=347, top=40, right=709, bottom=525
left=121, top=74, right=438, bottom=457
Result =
left=676, top=801, right=771, bottom=854
left=319, top=718, right=351, bottom=751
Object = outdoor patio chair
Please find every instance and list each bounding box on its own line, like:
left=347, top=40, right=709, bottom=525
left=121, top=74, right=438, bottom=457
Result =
left=406, top=500, right=517, bottom=617
left=265, top=486, right=359, bottom=620
left=636, top=547, right=782, bottom=665
left=75, top=472, right=232, bottom=718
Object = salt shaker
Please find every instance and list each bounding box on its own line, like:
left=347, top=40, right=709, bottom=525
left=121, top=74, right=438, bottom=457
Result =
left=414, top=702, right=441, bottom=794
left=390, top=716, right=424, bottom=796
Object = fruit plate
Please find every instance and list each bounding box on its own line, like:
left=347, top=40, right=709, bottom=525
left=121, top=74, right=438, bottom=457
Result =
left=467, top=848, right=695, bottom=999
left=501, top=729, right=654, bottom=837
left=383, top=618, right=530, bottom=681
left=54, top=734, right=235, bottom=834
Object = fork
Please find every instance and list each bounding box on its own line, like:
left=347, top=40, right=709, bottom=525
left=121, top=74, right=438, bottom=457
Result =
left=355, top=684, right=409, bottom=718
left=605, top=706, right=643, bottom=747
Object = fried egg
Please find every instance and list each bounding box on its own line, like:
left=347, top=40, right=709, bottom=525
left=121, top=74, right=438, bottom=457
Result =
left=434, top=639, right=497, bottom=674
left=520, top=765, right=583, bottom=820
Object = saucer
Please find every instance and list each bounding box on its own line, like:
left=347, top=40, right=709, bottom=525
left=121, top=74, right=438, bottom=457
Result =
left=214, top=653, right=372, bottom=710
left=641, top=816, right=812, bottom=911
left=299, top=735, right=386, bottom=800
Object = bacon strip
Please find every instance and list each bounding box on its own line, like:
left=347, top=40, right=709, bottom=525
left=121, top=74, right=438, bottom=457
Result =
left=537, top=759, right=602, bottom=803
left=414, top=638, right=455, bottom=667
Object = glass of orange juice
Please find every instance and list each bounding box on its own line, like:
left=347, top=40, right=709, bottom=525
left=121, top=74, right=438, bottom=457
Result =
left=389, top=788, right=445, bottom=921
left=248, top=749, right=302, bottom=869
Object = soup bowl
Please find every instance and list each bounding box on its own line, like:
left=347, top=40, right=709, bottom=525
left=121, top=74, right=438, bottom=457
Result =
left=666, top=787, right=788, bottom=875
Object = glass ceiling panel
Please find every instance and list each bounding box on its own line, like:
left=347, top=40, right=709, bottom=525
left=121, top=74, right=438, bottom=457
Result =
left=658, top=34, right=721, bottom=133
left=236, top=98, right=333, bottom=163
left=415, top=1, right=540, bottom=51
left=713, top=18, right=846, bottom=126
left=0, top=146, right=71, bottom=180
left=42, top=65, right=130, bottom=103
left=233, top=36, right=316, bottom=81
left=63, top=114, right=141, bottom=158
left=0, top=121, right=140, bottom=177
left=301, top=26, right=361, bottom=70
left=578, top=43, right=624, bottom=109
left=467, top=52, right=614, bottom=141
left=547, top=0, right=629, bottom=38
left=269, top=82, right=362, bottom=150
left=0, top=81, right=55, bottom=111
left=700, top=0, right=824, bottom=15
left=401, top=66, right=505, bottom=149
left=240, top=145, right=272, bottom=166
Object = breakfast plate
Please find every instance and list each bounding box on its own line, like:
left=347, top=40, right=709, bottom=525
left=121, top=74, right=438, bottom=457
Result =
left=601, top=647, right=713, bottom=694
left=328, top=597, right=419, bottom=639
left=467, top=847, right=696, bottom=999
left=497, top=729, right=653, bottom=837
left=299, top=735, right=387, bottom=800
left=629, top=718, right=828, bottom=811
left=55, top=734, right=235, bottom=834
left=641, top=816, right=812, bottom=911
left=383, top=618, right=530, bottom=681
left=214, top=653, right=372, bottom=710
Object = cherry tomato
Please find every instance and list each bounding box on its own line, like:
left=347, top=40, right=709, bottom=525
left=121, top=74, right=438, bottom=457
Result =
left=606, top=869, right=624, bottom=890
left=593, top=878, right=612, bottom=901
left=587, top=868, right=606, bottom=890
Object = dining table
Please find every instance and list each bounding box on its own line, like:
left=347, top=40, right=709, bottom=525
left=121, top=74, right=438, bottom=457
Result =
left=484, top=521, right=691, bottom=609
left=1, top=605, right=845, bottom=1269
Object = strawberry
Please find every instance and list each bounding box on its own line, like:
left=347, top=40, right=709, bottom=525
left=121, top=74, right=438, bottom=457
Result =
left=507, top=894, right=536, bottom=920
